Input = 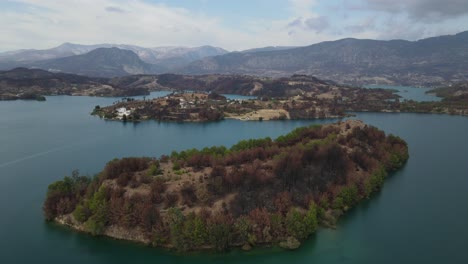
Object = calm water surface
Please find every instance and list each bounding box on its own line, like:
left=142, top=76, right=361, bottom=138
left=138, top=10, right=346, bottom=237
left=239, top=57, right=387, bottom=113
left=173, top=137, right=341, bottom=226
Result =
left=1, top=94, right=467, bottom=263
left=364, top=85, right=441, bottom=102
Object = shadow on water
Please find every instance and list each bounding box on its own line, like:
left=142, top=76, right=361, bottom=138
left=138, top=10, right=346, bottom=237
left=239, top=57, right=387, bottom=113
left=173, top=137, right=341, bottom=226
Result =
left=338, top=162, right=410, bottom=223
left=44, top=220, right=307, bottom=264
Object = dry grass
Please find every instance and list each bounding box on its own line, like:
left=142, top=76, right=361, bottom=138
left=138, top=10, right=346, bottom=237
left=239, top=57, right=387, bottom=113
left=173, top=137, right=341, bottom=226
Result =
left=227, top=109, right=290, bottom=121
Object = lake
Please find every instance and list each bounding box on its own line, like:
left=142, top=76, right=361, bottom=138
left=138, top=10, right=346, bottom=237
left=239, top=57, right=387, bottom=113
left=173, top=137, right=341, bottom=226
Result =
left=1, top=94, right=467, bottom=263
left=104, top=91, right=256, bottom=101
left=364, top=85, right=441, bottom=102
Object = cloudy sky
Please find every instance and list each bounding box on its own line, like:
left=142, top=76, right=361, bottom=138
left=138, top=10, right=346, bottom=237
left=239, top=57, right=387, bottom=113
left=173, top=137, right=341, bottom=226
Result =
left=1, top=0, right=467, bottom=52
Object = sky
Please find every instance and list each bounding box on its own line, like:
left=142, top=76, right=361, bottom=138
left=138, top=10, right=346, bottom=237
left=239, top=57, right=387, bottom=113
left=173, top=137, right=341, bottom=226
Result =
left=1, top=0, right=467, bottom=52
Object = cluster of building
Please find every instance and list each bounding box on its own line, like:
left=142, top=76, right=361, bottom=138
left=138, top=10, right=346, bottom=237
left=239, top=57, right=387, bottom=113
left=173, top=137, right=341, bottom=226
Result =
left=116, top=107, right=132, bottom=119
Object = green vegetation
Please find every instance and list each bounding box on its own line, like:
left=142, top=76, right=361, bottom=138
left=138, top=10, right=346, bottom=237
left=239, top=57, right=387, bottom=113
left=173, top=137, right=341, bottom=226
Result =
left=428, top=83, right=468, bottom=99
left=35, top=95, right=47, bottom=101
left=230, top=137, right=272, bottom=152
left=285, top=205, right=317, bottom=240
left=43, top=170, right=90, bottom=221
left=147, top=162, right=162, bottom=176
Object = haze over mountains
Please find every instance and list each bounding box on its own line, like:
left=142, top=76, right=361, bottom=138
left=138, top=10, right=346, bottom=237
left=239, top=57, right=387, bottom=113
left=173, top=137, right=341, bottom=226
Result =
left=0, top=42, right=228, bottom=63
left=32, top=48, right=158, bottom=78
left=0, top=43, right=228, bottom=77
left=1, top=31, right=467, bottom=85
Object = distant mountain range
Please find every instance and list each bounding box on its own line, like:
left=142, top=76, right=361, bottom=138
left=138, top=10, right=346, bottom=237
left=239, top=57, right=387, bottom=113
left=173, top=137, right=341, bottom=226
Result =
left=181, top=31, right=468, bottom=86
left=240, top=46, right=298, bottom=53
left=0, top=42, right=228, bottom=64
left=33, top=48, right=158, bottom=78
left=0, top=43, right=228, bottom=77
left=0, top=31, right=467, bottom=85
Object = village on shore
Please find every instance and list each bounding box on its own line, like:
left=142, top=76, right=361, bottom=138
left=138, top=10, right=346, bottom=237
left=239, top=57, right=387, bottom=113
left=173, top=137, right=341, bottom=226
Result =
left=91, top=86, right=402, bottom=122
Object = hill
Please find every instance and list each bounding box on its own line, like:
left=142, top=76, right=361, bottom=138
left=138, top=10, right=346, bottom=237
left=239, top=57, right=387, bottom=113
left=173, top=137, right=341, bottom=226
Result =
left=32, top=48, right=157, bottom=77
left=240, top=46, right=298, bottom=53
left=0, top=67, right=149, bottom=100
left=181, top=31, right=468, bottom=86
left=0, top=68, right=350, bottom=100
left=148, top=46, right=228, bottom=69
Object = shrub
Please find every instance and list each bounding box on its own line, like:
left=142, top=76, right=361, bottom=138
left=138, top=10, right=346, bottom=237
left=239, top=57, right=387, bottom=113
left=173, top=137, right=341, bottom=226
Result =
left=147, top=162, right=161, bottom=176
left=164, top=193, right=179, bottom=208
left=285, top=209, right=308, bottom=240
left=73, top=204, right=90, bottom=223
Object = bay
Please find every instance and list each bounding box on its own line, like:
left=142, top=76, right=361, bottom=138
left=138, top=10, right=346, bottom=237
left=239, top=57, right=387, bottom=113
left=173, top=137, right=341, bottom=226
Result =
left=364, top=85, right=441, bottom=102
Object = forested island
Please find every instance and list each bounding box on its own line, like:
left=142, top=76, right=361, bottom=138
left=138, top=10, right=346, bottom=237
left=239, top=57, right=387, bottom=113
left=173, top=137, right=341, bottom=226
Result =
left=43, top=120, right=408, bottom=251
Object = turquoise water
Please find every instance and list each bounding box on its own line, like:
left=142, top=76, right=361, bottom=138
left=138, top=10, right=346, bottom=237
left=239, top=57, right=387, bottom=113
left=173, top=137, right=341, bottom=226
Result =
left=111, top=91, right=255, bottom=101
left=364, top=85, right=441, bottom=102
left=1, top=95, right=467, bottom=263
left=148, top=91, right=256, bottom=101
left=222, top=94, right=257, bottom=100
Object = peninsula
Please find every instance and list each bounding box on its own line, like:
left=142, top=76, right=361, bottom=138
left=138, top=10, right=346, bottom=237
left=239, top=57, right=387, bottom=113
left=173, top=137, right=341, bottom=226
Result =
left=0, top=68, right=152, bottom=101
left=92, top=80, right=468, bottom=122
left=91, top=91, right=346, bottom=122
left=1, top=68, right=397, bottom=105
left=43, top=120, right=408, bottom=251
left=399, top=82, right=468, bottom=116
left=91, top=76, right=400, bottom=122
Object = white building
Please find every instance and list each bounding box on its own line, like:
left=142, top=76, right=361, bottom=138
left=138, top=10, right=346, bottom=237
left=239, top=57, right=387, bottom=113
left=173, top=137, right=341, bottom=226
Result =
left=116, top=107, right=131, bottom=118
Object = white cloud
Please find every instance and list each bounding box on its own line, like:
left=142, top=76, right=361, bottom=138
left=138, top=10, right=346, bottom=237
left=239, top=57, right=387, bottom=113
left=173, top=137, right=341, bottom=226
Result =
left=1, top=0, right=253, bottom=51
left=288, top=0, right=317, bottom=17
left=0, top=0, right=346, bottom=51
left=287, top=16, right=330, bottom=33
left=0, top=0, right=466, bottom=52
left=363, top=0, right=468, bottom=22
left=335, top=0, right=468, bottom=41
